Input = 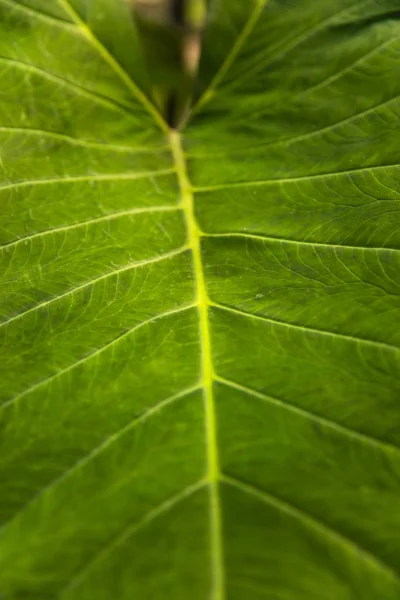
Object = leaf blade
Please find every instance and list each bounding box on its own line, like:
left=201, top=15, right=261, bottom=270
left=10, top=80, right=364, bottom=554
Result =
left=1, top=0, right=400, bottom=597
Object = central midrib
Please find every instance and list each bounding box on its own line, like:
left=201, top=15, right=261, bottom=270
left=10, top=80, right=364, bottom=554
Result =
left=169, top=130, right=224, bottom=599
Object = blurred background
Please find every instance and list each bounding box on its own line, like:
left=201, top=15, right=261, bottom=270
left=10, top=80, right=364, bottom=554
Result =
left=131, top=0, right=208, bottom=126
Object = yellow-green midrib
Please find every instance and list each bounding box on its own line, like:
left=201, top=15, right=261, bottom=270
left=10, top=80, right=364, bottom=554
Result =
left=169, top=130, right=224, bottom=599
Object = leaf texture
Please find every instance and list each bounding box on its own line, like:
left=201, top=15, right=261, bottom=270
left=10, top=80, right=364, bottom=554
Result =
left=1, top=0, right=400, bottom=598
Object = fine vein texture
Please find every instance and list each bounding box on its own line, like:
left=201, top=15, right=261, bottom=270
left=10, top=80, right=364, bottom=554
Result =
left=1, top=0, right=400, bottom=598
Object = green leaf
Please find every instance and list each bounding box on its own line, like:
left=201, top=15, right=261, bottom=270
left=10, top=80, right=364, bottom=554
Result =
left=1, top=0, right=400, bottom=598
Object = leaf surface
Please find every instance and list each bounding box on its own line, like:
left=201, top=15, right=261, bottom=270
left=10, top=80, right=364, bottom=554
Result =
left=1, top=0, right=400, bottom=598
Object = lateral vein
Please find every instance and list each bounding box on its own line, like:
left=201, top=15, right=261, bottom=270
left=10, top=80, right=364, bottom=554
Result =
left=218, top=0, right=371, bottom=97
left=59, top=479, right=207, bottom=597
left=222, top=475, right=400, bottom=585
left=0, top=57, right=149, bottom=122
left=211, top=301, right=400, bottom=354
left=0, top=247, right=187, bottom=329
left=193, top=163, right=400, bottom=190
left=0, top=169, right=174, bottom=193
left=1, top=205, right=180, bottom=251
left=194, top=0, right=268, bottom=112
left=0, top=0, right=77, bottom=27
left=1, top=304, right=196, bottom=411
left=203, top=231, right=400, bottom=254
left=0, top=125, right=159, bottom=153
left=1, top=387, right=203, bottom=537
left=57, top=0, right=167, bottom=131
left=216, top=376, right=400, bottom=457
